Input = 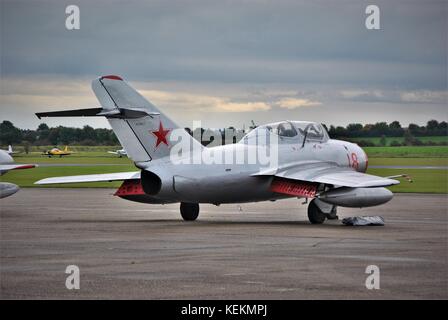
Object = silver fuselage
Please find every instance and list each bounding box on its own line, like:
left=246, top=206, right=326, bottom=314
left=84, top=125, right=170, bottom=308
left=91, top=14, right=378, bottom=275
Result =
left=127, top=137, right=367, bottom=204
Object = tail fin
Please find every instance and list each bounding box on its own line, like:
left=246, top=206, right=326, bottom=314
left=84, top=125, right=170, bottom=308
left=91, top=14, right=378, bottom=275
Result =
left=64, top=146, right=68, bottom=152
left=91, top=75, right=202, bottom=163
left=8, top=145, right=12, bottom=153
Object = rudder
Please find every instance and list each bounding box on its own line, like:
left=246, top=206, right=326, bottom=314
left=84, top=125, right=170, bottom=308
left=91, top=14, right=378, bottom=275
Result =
left=92, top=75, right=201, bottom=163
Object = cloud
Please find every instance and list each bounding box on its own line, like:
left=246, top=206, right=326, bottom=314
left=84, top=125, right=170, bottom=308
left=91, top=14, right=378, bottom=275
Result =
left=0, top=0, right=446, bottom=128
left=341, top=90, right=384, bottom=99
left=339, top=89, right=448, bottom=104
left=213, top=101, right=270, bottom=112
left=1, top=0, right=446, bottom=89
left=277, top=97, right=322, bottom=109
left=400, top=90, right=448, bottom=104
left=0, top=77, right=97, bottom=109
left=140, top=89, right=270, bottom=113
left=339, top=90, right=386, bottom=102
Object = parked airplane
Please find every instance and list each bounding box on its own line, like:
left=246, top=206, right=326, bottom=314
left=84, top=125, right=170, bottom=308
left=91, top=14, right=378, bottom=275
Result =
left=35, top=75, right=404, bottom=224
left=42, top=146, right=72, bottom=157
left=2, top=145, right=19, bottom=155
left=108, top=148, right=127, bottom=158
left=0, top=149, right=36, bottom=199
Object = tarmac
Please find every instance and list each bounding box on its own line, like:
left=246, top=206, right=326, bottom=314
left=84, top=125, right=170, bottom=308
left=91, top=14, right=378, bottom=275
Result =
left=0, top=188, right=446, bottom=299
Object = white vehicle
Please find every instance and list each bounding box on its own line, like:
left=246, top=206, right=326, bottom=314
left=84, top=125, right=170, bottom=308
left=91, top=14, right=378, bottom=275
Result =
left=0, top=150, right=35, bottom=199
left=36, top=75, right=404, bottom=224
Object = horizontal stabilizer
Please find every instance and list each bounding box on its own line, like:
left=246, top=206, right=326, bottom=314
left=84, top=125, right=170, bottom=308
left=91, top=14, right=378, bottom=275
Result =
left=35, top=171, right=140, bottom=185
left=36, top=108, right=103, bottom=119
left=36, top=75, right=203, bottom=163
left=36, top=107, right=160, bottom=120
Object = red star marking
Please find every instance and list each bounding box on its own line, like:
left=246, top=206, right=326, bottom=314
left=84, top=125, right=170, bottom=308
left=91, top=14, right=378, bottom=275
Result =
left=151, top=121, right=170, bottom=148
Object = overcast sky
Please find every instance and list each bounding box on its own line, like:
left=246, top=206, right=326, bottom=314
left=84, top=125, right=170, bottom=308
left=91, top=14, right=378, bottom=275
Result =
left=1, top=0, right=446, bottom=129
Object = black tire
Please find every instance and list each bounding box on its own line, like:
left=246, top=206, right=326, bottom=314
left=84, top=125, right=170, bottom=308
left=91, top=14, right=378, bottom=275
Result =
left=180, top=202, right=199, bottom=221
left=307, top=200, right=326, bottom=224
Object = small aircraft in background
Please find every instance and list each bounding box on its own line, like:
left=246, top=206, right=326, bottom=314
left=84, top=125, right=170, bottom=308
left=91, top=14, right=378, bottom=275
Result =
left=2, top=145, right=19, bottom=156
left=42, top=146, right=72, bottom=158
left=0, top=149, right=36, bottom=199
left=108, top=148, right=128, bottom=158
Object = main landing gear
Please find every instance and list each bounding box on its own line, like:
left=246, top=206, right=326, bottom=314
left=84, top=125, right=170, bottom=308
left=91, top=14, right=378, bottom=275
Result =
left=180, top=202, right=199, bottom=221
left=307, top=199, right=338, bottom=224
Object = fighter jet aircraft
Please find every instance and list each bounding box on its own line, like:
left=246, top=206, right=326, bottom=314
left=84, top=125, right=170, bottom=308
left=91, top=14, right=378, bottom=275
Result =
left=2, top=145, right=19, bottom=155
left=108, top=148, right=128, bottom=158
left=35, top=75, right=404, bottom=224
left=42, top=146, right=72, bottom=157
left=0, top=149, right=36, bottom=199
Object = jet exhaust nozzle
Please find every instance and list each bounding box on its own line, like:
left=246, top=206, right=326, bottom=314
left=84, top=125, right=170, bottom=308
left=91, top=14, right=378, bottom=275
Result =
left=140, top=170, right=162, bottom=195
left=318, top=187, right=393, bottom=208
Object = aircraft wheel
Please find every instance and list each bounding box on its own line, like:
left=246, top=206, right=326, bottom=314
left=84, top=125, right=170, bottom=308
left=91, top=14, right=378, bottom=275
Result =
left=180, top=202, right=199, bottom=221
left=307, top=199, right=326, bottom=224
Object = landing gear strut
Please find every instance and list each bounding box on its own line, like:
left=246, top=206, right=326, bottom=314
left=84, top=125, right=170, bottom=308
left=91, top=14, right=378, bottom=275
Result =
left=180, top=202, right=199, bottom=221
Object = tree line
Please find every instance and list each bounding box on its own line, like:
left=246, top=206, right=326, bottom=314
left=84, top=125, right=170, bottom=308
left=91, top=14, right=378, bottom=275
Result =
left=0, top=121, right=119, bottom=146
left=0, top=119, right=446, bottom=147
left=326, top=120, right=447, bottom=139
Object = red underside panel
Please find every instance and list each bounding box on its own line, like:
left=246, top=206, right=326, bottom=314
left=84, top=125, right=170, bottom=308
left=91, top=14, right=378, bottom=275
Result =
left=114, top=179, right=145, bottom=196
left=116, top=178, right=317, bottom=198
left=270, top=178, right=318, bottom=198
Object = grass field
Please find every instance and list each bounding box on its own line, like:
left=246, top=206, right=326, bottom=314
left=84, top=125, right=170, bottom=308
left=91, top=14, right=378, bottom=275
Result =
left=1, top=165, right=135, bottom=188
left=8, top=146, right=448, bottom=164
left=1, top=145, right=122, bottom=153
left=2, top=164, right=447, bottom=194
left=10, top=151, right=132, bottom=164
left=349, top=136, right=448, bottom=146
left=367, top=168, right=447, bottom=194
left=364, top=146, right=448, bottom=158
left=368, top=158, right=448, bottom=166
left=2, top=145, right=447, bottom=193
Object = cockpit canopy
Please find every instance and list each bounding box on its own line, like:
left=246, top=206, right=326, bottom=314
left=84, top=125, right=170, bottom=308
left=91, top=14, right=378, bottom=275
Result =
left=241, top=121, right=329, bottom=144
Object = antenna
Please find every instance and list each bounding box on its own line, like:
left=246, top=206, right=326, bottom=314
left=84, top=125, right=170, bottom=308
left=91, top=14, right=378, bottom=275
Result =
left=301, top=123, right=314, bottom=148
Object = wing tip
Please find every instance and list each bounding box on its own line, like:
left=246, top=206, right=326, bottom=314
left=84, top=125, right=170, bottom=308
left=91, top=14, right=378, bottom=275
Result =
left=355, top=178, right=400, bottom=188
left=34, top=179, right=48, bottom=185
left=17, top=164, right=37, bottom=170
